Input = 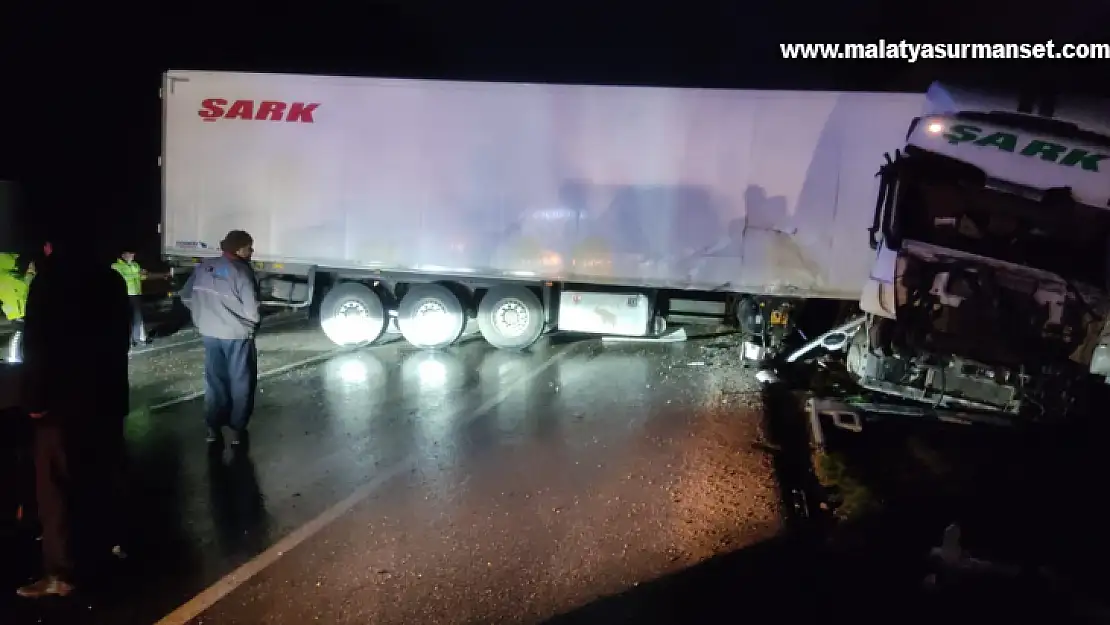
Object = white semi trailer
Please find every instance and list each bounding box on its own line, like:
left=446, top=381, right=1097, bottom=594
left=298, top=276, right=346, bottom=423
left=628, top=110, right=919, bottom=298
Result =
left=162, top=72, right=1110, bottom=421
left=160, top=70, right=922, bottom=352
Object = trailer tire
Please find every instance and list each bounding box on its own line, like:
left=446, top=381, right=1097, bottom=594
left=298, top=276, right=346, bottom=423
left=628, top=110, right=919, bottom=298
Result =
left=477, top=286, right=544, bottom=350
left=397, top=284, right=467, bottom=349
left=319, top=282, right=388, bottom=346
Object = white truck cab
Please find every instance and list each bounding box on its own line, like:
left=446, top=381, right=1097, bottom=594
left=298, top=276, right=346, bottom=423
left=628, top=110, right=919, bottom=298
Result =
left=853, top=82, right=1110, bottom=419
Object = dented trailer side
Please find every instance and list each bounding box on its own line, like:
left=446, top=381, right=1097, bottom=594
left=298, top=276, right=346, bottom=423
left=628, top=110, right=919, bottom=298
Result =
left=161, top=70, right=924, bottom=350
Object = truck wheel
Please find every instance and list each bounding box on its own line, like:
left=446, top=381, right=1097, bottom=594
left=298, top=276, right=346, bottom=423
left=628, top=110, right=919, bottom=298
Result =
left=477, top=286, right=544, bottom=350
left=319, top=282, right=388, bottom=346
left=397, top=284, right=467, bottom=349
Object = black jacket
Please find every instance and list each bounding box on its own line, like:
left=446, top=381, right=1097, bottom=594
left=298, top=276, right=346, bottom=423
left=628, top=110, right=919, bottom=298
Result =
left=21, top=250, right=131, bottom=421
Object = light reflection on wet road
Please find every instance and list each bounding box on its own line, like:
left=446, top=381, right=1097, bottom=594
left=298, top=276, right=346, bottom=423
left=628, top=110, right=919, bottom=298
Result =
left=2, top=316, right=779, bottom=625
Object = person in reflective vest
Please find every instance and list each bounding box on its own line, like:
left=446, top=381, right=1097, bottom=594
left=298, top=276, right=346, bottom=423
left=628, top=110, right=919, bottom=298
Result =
left=110, top=250, right=150, bottom=347
left=0, top=252, right=32, bottom=363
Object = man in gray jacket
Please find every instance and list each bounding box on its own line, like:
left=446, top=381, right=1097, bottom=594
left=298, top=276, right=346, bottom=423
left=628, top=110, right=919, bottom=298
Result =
left=179, top=230, right=261, bottom=446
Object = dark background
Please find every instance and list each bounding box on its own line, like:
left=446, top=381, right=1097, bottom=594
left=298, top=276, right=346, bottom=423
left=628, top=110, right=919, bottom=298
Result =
left=1, top=1, right=1108, bottom=261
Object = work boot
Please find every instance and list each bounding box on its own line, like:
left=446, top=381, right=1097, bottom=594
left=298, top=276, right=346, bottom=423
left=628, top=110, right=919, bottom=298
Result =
left=16, top=576, right=74, bottom=598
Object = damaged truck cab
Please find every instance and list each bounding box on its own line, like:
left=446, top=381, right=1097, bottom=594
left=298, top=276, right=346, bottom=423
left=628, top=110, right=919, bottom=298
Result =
left=852, top=85, right=1110, bottom=420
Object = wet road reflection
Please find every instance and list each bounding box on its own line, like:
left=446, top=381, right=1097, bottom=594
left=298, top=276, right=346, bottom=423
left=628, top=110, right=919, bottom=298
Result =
left=190, top=336, right=778, bottom=625
left=2, top=320, right=777, bottom=625
left=207, top=448, right=268, bottom=560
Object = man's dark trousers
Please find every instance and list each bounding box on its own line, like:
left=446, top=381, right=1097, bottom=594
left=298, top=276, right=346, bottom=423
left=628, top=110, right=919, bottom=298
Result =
left=34, top=422, right=74, bottom=580
left=33, top=415, right=126, bottom=581
left=202, top=337, right=258, bottom=431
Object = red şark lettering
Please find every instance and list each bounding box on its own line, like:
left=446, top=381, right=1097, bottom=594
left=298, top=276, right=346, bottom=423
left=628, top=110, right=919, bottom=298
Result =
left=225, top=99, right=254, bottom=120
left=198, top=98, right=319, bottom=123
left=286, top=102, right=318, bottom=123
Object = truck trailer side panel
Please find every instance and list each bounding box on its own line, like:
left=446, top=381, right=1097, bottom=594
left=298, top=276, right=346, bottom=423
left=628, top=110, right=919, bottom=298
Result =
left=163, top=71, right=925, bottom=299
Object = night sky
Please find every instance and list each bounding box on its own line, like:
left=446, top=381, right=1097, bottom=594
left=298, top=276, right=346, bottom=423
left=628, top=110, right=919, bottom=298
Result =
left=2, top=2, right=1107, bottom=259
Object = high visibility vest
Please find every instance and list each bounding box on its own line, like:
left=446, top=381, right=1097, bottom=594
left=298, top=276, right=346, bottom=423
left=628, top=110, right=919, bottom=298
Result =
left=111, top=259, right=143, bottom=296
left=0, top=271, right=28, bottom=321
left=0, top=252, right=17, bottom=274
left=0, top=253, right=28, bottom=321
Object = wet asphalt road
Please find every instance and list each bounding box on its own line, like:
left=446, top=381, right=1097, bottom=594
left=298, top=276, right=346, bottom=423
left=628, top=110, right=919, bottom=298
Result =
left=2, top=317, right=781, bottom=625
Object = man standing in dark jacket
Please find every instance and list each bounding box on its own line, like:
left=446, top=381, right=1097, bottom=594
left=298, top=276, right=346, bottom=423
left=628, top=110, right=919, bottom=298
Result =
left=180, top=230, right=260, bottom=446
left=16, top=236, right=131, bottom=598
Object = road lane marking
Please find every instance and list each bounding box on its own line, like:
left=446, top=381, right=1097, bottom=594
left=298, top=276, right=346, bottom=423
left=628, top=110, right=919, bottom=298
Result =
left=153, top=342, right=574, bottom=625
left=147, top=343, right=367, bottom=411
